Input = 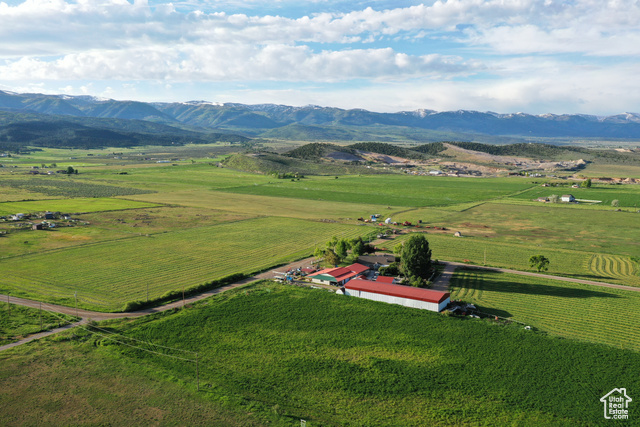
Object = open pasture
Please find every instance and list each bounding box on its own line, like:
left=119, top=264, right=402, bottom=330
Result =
left=402, top=202, right=640, bottom=257
left=83, top=282, right=640, bottom=426
left=512, top=184, right=640, bottom=207
left=217, top=175, right=536, bottom=207
left=0, top=217, right=366, bottom=311
left=82, top=163, right=276, bottom=192
left=450, top=268, right=640, bottom=351
left=388, top=232, right=604, bottom=281
left=0, top=197, right=158, bottom=217
left=581, top=162, right=640, bottom=178
left=1, top=303, right=76, bottom=345
left=0, top=176, right=154, bottom=199
left=128, top=189, right=405, bottom=221
left=0, top=206, right=257, bottom=258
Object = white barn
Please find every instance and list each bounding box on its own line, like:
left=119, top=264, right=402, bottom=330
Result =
left=342, top=279, right=450, bottom=312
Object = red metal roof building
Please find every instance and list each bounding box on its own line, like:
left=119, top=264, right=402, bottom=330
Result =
left=343, top=278, right=450, bottom=312
left=308, top=263, right=370, bottom=286
left=375, top=275, right=395, bottom=284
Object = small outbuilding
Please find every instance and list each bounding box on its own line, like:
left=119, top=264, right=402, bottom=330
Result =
left=343, top=279, right=450, bottom=312
left=561, top=194, right=575, bottom=202
left=308, top=263, right=370, bottom=286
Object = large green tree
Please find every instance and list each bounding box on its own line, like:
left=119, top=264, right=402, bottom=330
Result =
left=335, top=239, right=349, bottom=260
left=400, top=234, right=432, bottom=280
left=529, top=255, right=550, bottom=272
left=324, top=249, right=340, bottom=267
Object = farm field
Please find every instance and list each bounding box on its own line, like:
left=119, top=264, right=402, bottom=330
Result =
left=449, top=268, right=640, bottom=351
left=581, top=162, right=640, bottom=178
left=0, top=336, right=265, bottom=426
left=2, top=281, right=635, bottom=425
left=1, top=303, right=76, bottom=345
left=0, top=176, right=155, bottom=198
left=128, top=189, right=406, bottom=221
left=0, top=197, right=158, bottom=216
left=79, top=162, right=277, bottom=192
left=0, top=217, right=366, bottom=311
left=0, top=206, right=258, bottom=258
left=512, top=184, right=640, bottom=207
left=217, top=175, right=536, bottom=207
left=390, top=234, right=600, bottom=284
left=401, top=202, right=640, bottom=257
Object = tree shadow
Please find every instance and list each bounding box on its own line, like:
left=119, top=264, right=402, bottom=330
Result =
left=563, top=273, right=617, bottom=281
left=480, top=272, right=621, bottom=299
left=473, top=306, right=513, bottom=318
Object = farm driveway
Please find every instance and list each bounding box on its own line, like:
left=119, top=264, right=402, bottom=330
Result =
left=0, top=256, right=318, bottom=352
left=4, top=256, right=639, bottom=352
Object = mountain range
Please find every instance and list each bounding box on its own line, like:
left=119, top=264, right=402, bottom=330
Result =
left=2, top=90, right=640, bottom=146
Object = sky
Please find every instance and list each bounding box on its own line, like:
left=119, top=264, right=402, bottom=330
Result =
left=0, top=0, right=639, bottom=115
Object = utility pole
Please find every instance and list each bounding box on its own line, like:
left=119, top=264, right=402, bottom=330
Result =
left=196, top=353, right=199, bottom=391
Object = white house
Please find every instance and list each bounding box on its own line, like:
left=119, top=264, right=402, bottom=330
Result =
left=561, top=194, right=575, bottom=202
left=342, top=279, right=450, bottom=312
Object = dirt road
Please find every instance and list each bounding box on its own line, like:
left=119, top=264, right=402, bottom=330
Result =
left=3, top=256, right=638, bottom=352
left=0, top=256, right=318, bottom=352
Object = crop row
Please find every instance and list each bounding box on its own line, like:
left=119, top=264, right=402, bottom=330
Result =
left=0, top=217, right=366, bottom=310
left=219, top=175, right=535, bottom=207
left=589, top=254, right=640, bottom=286
left=391, top=233, right=596, bottom=280
left=0, top=177, right=154, bottom=198
left=449, top=268, right=640, bottom=351
left=98, top=282, right=640, bottom=425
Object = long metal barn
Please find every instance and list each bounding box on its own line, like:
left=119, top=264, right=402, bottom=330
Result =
left=341, top=279, right=451, bottom=312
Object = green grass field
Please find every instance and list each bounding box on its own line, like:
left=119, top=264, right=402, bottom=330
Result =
left=2, top=281, right=632, bottom=426
left=513, top=184, right=640, bottom=207
left=0, top=198, right=159, bottom=216
left=218, top=175, right=536, bottom=207
left=128, top=189, right=406, bottom=220
left=401, top=202, right=640, bottom=257
left=0, top=176, right=155, bottom=199
left=449, top=268, right=640, bottom=351
left=0, top=303, right=77, bottom=345
left=385, top=232, right=640, bottom=285
left=0, top=217, right=366, bottom=311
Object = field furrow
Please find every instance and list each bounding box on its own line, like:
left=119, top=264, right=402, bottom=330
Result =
left=449, top=268, right=640, bottom=351
left=0, top=217, right=367, bottom=311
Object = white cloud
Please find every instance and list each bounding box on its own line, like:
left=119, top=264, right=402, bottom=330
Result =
left=1, top=0, right=639, bottom=114
left=0, top=43, right=478, bottom=82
